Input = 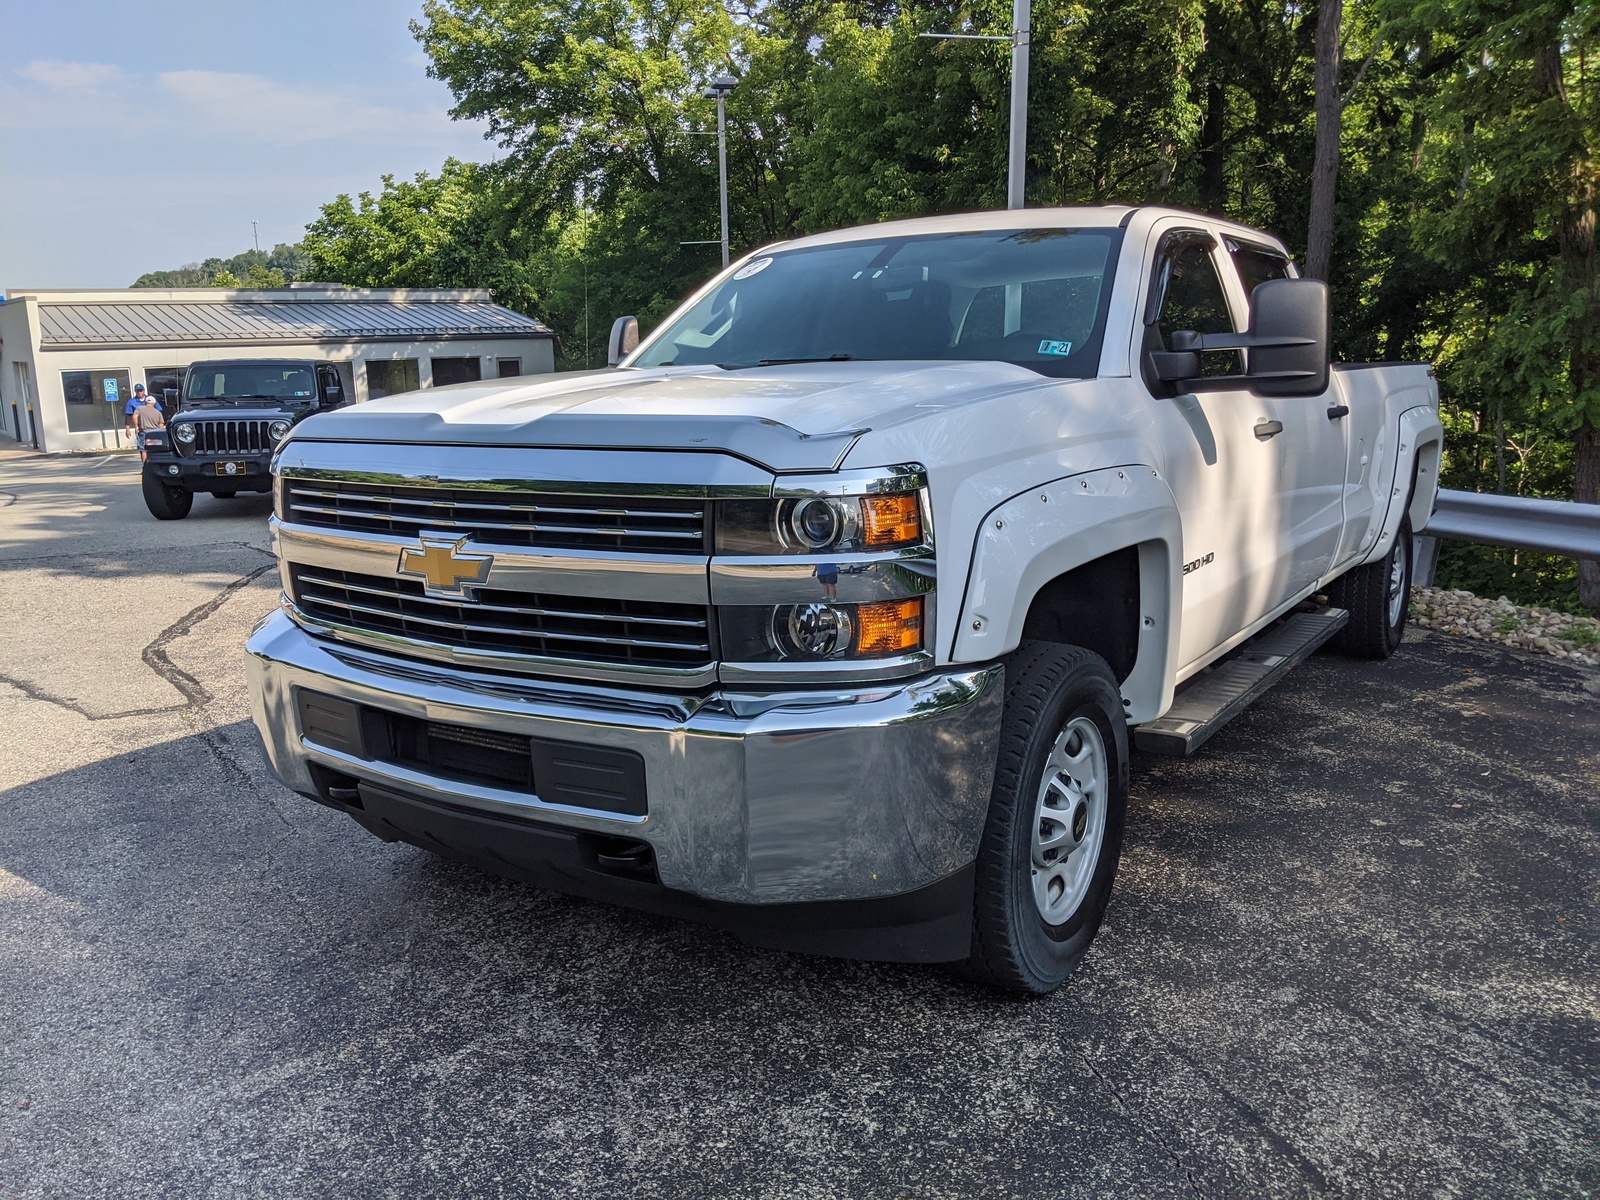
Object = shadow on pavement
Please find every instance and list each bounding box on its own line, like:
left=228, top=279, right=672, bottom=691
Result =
left=0, top=630, right=1595, bottom=1198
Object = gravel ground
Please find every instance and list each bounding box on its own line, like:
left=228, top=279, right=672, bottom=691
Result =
left=1411, top=585, right=1600, bottom=667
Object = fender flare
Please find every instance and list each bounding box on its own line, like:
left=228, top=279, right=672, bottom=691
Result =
left=952, top=465, right=1183, bottom=723
left=1362, top=404, right=1444, bottom=566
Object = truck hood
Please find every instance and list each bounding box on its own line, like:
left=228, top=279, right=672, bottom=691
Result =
left=289, top=361, right=1068, bottom=473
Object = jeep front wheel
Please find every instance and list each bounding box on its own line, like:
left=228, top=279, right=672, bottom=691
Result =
left=958, top=642, right=1129, bottom=995
left=142, top=473, right=194, bottom=520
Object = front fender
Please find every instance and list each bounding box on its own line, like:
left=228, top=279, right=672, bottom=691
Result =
left=951, top=465, right=1183, bottom=723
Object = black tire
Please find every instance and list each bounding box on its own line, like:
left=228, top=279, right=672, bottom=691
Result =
left=213, top=490, right=238, bottom=499
left=141, top=473, right=193, bottom=521
left=1327, top=515, right=1412, bottom=658
left=957, top=642, right=1129, bottom=995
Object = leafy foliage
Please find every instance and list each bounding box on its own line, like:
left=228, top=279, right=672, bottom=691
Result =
left=131, top=243, right=311, bottom=288
left=293, top=0, right=1597, bottom=607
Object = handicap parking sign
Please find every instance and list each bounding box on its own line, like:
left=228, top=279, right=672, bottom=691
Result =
left=104, top=378, right=120, bottom=404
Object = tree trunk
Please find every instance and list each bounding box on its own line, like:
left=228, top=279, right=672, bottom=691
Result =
left=1578, top=426, right=1600, bottom=610
left=1304, top=0, right=1343, bottom=280
left=1535, top=39, right=1600, bottom=610
left=1198, top=81, right=1226, bottom=214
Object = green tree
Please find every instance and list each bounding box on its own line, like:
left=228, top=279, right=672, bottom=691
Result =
left=303, top=160, right=544, bottom=312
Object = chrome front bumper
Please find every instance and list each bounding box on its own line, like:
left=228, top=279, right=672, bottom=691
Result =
left=247, top=608, right=1003, bottom=907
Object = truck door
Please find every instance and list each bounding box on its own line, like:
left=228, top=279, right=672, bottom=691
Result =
left=1216, top=239, right=1348, bottom=599
left=1140, top=226, right=1286, bottom=670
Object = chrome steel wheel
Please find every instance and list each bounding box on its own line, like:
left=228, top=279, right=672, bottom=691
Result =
left=1030, top=715, right=1108, bottom=925
left=1387, top=540, right=1407, bottom=628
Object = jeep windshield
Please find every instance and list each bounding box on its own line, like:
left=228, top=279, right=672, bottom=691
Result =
left=631, top=227, right=1123, bottom=377
left=185, top=365, right=318, bottom=406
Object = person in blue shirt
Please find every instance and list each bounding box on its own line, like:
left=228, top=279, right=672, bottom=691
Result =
left=122, top=384, right=148, bottom=439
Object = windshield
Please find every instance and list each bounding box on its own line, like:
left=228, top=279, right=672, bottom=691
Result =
left=632, top=227, right=1123, bottom=377
left=185, top=365, right=317, bottom=404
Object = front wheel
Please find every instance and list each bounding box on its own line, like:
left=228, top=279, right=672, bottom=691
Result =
left=958, top=642, right=1129, bottom=995
left=141, top=473, right=193, bottom=520
left=1327, top=515, right=1412, bottom=658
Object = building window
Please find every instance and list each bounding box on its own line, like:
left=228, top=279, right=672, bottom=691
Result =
left=431, top=357, right=482, bottom=387
left=144, top=367, right=186, bottom=419
left=497, top=358, right=521, bottom=378
left=61, top=369, right=129, bottom=433
left=366, top=359, right=419, bottom=399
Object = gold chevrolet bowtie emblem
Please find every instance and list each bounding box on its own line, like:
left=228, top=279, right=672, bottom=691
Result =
left=397, top=535, right=492, bottom=595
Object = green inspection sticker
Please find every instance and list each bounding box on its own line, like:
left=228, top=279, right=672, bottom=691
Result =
left=1037, top=340, right=1074, bottom=357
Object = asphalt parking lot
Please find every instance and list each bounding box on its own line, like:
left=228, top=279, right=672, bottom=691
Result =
left=0, top=443, right=1595, bottom=1199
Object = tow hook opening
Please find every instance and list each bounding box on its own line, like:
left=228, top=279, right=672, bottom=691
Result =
left=307, top=762, right=364, bottom=810
left=588, top=836, right=657, bottom=882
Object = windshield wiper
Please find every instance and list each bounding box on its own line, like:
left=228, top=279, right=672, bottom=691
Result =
left=756, top=354, right=854, bottom=366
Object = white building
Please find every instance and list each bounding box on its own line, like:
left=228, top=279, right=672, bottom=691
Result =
left=0, top=284, right=557, bottom=453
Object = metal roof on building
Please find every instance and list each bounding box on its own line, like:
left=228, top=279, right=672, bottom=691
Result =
left=33, top=297, right=554, bottom=349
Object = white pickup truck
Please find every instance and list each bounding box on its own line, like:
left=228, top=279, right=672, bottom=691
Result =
left=248, top=205, right=1441, bottom=994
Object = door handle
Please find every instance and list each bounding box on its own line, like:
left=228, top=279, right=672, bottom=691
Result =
left=1254, top=419, right=1284, bottom=440
left=1327, top=404, right=1350, bottom=419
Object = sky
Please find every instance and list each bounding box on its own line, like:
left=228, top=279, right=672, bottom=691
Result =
left=0, top=0, right=496, bottom=291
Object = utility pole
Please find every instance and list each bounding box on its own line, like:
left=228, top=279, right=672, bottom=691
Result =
left=1006, top=0, right=1031, bottom=210
left=701, top=76, right=739, bottom=267
left=251, top=220, right=260, bottom=253
left=921, top=0, right=1033, bottom=210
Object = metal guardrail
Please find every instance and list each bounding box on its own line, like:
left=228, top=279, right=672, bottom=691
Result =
left=1414, top=488, right=1600, bottom=586
left=1423, top=489, right=1600, bottom=558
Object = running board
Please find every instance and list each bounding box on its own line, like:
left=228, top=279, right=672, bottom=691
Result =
left=1133, top=607, right=1349, bottom=757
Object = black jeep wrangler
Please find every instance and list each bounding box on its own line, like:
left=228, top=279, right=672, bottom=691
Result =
left=141, top=359, right=345, bottom=520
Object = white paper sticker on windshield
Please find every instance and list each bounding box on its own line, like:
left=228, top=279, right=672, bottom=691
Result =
left=1037, top=340, right=1074, bottom=357
left=733, top=257, right=773, bottom=280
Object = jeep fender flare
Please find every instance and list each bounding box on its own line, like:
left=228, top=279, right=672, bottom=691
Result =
left=952, top=466, right=1183, bottom=723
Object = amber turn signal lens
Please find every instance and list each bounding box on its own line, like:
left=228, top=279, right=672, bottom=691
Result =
left=860, top=493, right=922, bottom=547
left=854, top=597, right=924, bottom=656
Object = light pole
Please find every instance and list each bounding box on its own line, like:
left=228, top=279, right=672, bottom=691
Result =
left=702, top=75, right=738, bottom=267
left=920, top=0, right=1032, bottom=210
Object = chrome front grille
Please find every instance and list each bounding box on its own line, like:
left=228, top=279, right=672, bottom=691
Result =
left=182, top=419, right=272, bottom=456
left=283, top=479, right=708, bottom=554
left=289, top=565, right=714, bottom=670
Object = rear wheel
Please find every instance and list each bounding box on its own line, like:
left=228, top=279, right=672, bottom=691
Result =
left=1327, top=515, right=1412, bottom=658
left=141, top=473, right=193, bottom=521
left=958, top=642, right=1129, bottom=995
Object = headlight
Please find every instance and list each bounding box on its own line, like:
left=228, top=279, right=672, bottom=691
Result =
left=268, top=420, right=292, bottom=443
left=720, top=597, right=925, bottom=662
left=172, top=422, right=196, bottom=444
left=716, top=487, right=925, bottom=555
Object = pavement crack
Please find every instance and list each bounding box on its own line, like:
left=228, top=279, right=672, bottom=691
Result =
left=0, top=563, right=275, bottom=721
left=1166, top=1042, right=1330, bottom=1195
left=1073, top=1046, right=1206, bottom=1197
left=141, top=563, right=276, bottom=709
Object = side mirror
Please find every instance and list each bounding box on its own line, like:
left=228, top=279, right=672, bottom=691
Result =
left=163, top=388, right=178, bottom=404
left=1147, top=278, right=1330, bottom=397
left=1245, top=278, right=1329, bottom=396
left=324, top=383, right=344, bottom=407
left=608, top=315, right=640, bottom=366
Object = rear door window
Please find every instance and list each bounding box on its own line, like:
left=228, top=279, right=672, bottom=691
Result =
left=1226, top=239, right=1293, bottom=296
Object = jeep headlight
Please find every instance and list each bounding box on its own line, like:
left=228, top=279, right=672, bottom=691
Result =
left=172, top=422, right=196, bottom=445
left=268, top=419, right=292, bottom=443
